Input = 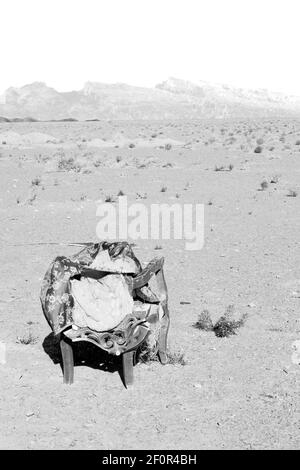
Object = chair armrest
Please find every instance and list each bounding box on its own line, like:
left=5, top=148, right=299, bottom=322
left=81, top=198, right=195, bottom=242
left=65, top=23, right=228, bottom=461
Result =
left=132, top=257, right=164, bottom=289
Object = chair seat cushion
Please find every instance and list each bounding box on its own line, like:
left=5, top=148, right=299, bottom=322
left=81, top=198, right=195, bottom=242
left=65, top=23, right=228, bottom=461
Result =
left=71, top=274, right=134, bottom=332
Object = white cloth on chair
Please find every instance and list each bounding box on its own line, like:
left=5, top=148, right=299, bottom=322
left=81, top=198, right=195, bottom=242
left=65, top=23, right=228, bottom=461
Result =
left=71, top=274, right=134, bottom=332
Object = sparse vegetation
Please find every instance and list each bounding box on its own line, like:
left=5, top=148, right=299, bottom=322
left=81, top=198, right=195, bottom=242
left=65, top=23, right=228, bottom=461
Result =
left=213, top=305, right=248, bottom=338
left=31, top=177, right=42, bottom=186
left=287, top=189, right=298, bottom=197
left=136, top=343, right=186, bottom=366
left=193, top=305, right=248, bottom=338
left=215, top=165, right=225, bottom=172
left=215, top=164, right=234, bottom=172
left=16, top=332, right=38, bottom=345
left=166, top=349, right=187, bottom=366
left=193, top=309, right=214, bottom=331
left=260, top=180, right=269, bottom=191
left=58, top=155, right=81, bottom=172
left=136, top=192, right=147, bottom=199
left=104, top=194, right=116, bottom=203
left=93, top=158, right=102, bottom=168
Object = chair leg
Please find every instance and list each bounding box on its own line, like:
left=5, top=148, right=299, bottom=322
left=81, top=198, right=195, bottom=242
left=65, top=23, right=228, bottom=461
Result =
left=59, top=335, right=74, bottom=384
left=158, top=313, right=169, bottom=365
left=155, top=267, right=170, bottom=365
left=122, top=350, right=134, bottom=388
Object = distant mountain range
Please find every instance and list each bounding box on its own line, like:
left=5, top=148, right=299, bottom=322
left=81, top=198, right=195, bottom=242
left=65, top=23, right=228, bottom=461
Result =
left=1, top=77, right=300, bottom=121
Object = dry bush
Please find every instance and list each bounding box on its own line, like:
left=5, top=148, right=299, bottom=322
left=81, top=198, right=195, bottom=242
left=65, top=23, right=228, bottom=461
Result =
left=136, top=343, right=187, bottom=366
left=31, top=177, right=42, bottom=186
left=287, top=189, right=298, bottom=197
left=58, top=155, right=81, bottom=172
left=213, top=305, right=248, bottom=338
left=16, top=332, right=38, bottom=345
left=193, top=309, right=214, bottom=331
left=260, top=180, right=269, bottom=191
left=215, top=165, right=225, bottom=172
left=104, top=194, right=116, bottom=203
left=193, top=305, right=248, bottom=338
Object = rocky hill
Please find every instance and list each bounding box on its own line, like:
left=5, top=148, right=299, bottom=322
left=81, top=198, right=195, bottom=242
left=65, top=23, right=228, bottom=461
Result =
left=1, top=77, right=300, bottom=120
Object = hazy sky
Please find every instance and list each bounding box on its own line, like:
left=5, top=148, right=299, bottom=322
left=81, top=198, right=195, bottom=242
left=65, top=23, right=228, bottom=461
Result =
left=1, top=0, right=299, bottom=95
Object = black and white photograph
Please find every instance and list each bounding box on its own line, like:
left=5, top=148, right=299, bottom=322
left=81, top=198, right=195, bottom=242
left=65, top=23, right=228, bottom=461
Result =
left=0, top=0, right=299, bottom=452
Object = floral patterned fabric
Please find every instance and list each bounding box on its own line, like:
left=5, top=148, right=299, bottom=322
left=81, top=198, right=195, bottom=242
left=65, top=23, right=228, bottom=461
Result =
left=40, top=242, right=142, bottom=335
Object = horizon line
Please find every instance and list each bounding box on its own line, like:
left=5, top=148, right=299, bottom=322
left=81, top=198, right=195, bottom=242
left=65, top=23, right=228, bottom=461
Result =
left=1, top=77, right=300, bottom=99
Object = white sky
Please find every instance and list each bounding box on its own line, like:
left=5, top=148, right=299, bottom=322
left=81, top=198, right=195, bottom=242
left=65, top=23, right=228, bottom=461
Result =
left=1, top=0, right=300, bottom=95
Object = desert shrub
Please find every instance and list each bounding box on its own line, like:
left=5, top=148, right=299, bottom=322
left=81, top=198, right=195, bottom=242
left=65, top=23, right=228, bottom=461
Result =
left=295, top=140, right=300, bottom=145
left=256, top=137, right=264, bottom=145
left=213, top=305, right=247, bottom=338
left=104, top=194, right=116, bottom=203
left=136, top=342, right=159, bottom=364
left=129, top=143, right=135, bottom=148
left=58, top=156, right=81, bottom=172
left=93, top=159, right=102, bottom=167
left=270, top=175, right=279, bottom=184
left=117, top=190, right=125, bottom=196
left=193, top=305, right=248, bottom=338
left=287, top=189, right=298, bottom=197
left=136, top=192, right=147, bottom=199
left=254, top=145, right=263, bottom=153
left=165, top=143, right=172, bottom=150
left=193, top=309, right=214, bottom=331
left=215, top=165, right=225, bottom=172
left=31, top=177, right=42, bottom=186
left=160, top=186, right=167, bottom=192
left=16, top=332, right=38, bottom=345
left=260, top=180, right=269, bottom=190
left=136, top=343, right=186, bottom=366
left=166, top=350, right=187, bottom=366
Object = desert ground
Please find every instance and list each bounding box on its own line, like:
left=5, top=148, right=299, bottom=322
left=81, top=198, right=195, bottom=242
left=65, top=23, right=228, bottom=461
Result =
left=0, top=119, right=299, bottom=450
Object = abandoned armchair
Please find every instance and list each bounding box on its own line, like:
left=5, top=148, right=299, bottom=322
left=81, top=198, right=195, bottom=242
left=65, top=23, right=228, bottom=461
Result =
left=40, top=241, right=170, bottom=387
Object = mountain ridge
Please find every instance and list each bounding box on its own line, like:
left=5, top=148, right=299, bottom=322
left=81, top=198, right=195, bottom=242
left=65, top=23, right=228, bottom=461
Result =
left=1, top=77, right=300, bottom=120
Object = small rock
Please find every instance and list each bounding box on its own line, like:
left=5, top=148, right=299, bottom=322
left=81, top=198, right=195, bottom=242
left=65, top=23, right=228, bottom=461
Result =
left=193, top=383, right=202, bottom=389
